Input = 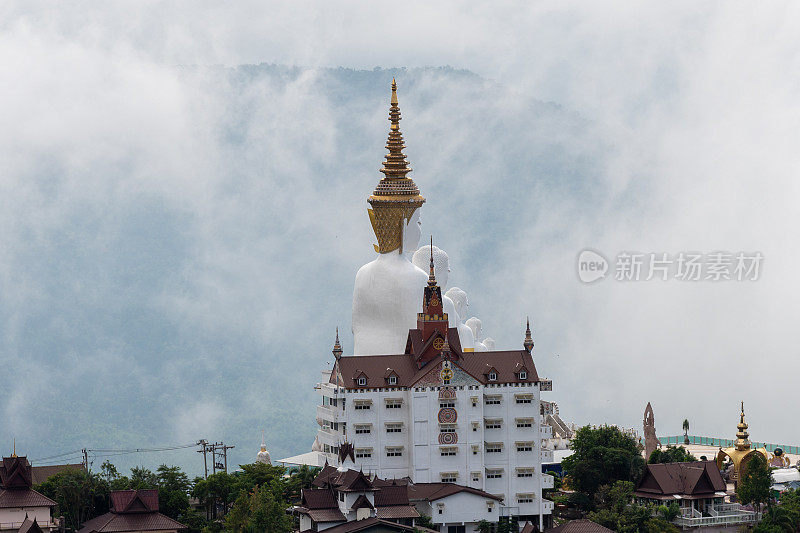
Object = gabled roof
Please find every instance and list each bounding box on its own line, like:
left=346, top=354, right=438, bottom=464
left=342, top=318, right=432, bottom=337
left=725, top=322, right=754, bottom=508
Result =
left=406, top=482, right=502, bottom=502
left=110, top=490, right=159, bottom=513
left=0, top=456, right=33, bottom=489
left=635, top=461, right=726, bottom=499
left=0, top=488, right=56, bottom=508
left=77, top=511, right=187, bottom=532
left=302, top=487, right=338, bottom=509
left=307, top=516, right=431, bottom=533
left=18, top=516, right=45, bottom=533
left=351, top=494, right=374, bottom=510
left=31, top=463, right=86, bottom=485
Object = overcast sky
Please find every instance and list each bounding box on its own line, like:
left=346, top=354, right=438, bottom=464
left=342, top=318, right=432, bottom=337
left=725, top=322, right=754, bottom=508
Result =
left=1, top=2, right=799, bottom=473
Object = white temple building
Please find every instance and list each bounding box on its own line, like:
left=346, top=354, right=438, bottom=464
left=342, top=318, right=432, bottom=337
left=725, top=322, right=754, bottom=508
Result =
left=305, top=80, right=555, bottom=529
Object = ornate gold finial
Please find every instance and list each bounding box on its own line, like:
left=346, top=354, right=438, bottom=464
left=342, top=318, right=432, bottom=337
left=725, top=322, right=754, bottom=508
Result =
left=428, top=236, right=437, bottom=286
left=11, top=438, right=16, bottom=458
left=332, top=327, right=343, bottom=360
left=367, top=79, right=425, bottom=254
left=735, top=401, right=751, bottom=451
left=523, top=317, right=534, bottom=354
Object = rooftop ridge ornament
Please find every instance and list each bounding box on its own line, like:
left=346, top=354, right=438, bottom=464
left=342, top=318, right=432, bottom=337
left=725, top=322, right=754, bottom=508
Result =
left=428, top=236, right=437, bottom=286
left=523, top=317, right=534, bottom=354
left=367, top=79, right=425, bottom=254
left=735, top=400, right=750, bottom=451
left=332, top=327, right=343, bottom=360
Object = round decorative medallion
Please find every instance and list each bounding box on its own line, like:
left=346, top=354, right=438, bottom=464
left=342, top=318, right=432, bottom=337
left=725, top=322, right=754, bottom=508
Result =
left=438, top=432, right=458, bottom=445
left=438, top=407, right=457, bottom=424
left=433, top=338, right=445, bottom=350
left=440, top=367, right=453, bottom=382
left=438, top=386, right=456, bottom=400
left=430, top=298, right=440, bottom=307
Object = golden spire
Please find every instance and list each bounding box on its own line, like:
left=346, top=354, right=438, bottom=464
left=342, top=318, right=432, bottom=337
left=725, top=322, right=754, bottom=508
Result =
left=367, top=79, right=425, bottom=254
left=11, top=438, right=16, bottom=458
left=523, top=317, right=534, bottom=354
left=735, top=401, right=751, bottom=451
left=332, top=327, right=343, bottom=360
left=428, top=236, right=437, bottom=286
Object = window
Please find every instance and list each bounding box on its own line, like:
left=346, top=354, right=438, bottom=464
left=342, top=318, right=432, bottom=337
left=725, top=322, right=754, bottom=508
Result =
left=386, top=447, right=403, bottom=457
left=486, top=469, right=503, bottom=479
left=388, top=375, right=397, bottom=385
left=516, top=418, right=533, bottom=428
left=517, top=494, right=534, bottom=504
left=440, top=424, right=456, bottom=434
left=355, top=448, right=372, bottom=459
left=471, top=397, right=478, bottom=408
left=488, top=372, right=497, bottom=381
left=519, top=371, right=527, bottom=380
left=472, top=445, right=480, bottom=455
left=339, top=492, right=345, bottom=502
left=439, top=401, right=455, bottom=408
left=357, top=376, right=367, bottom=386
left=515, top=394, right=533, bottom=404
left=354, top=424, right=371, bottom=435
left=484, top=396, right=501, bottom=405
left=385, top=399, right=403, bottom=409
left=472, top=422, right=479, bottom=432
left=516, top=442, right=534, bottom=452
left=485, top=419, right=502, bottom=429
left=485, top=443, right=502, bottom=453
left=354, top=401, right=371, bottom=410
left=517, top=468, right=534, bottom=478
left=386, top=423, right=403, bottom=433
left=441, top=473, right=458, bottom=483
left=440, top=447, right=457, bottom=457
left=471, top=472, right=481, bottom=483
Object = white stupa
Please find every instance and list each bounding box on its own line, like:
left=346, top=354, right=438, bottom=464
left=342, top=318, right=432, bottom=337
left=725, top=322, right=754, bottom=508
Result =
left=256, top=431, right=271, bottom=465
left=352, top=79, right=428, bottom=356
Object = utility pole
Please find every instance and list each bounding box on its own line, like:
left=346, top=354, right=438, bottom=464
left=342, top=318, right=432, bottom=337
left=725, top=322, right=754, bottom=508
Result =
left=208, top=442, right=235, bottom=474
left=82, top=449, right=89, bottom=472
left=196, top=440, right=209, bottom=479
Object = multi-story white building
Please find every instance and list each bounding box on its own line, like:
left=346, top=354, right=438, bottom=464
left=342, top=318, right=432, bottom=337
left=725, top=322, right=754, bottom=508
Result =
left=315, top=262, right=554, bottom=528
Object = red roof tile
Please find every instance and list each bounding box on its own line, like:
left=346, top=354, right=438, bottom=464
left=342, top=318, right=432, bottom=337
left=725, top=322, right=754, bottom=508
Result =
left=375, top=505, right=419, bottom=519
left=77, top=511, right=186, bottom=532
left=0, top=488, right=56, bottom=508
left=406, top=482, right=502, bottom=502
left=548, top=519, right=614, bottom=533
left=635, top=461, right=726, bottom=499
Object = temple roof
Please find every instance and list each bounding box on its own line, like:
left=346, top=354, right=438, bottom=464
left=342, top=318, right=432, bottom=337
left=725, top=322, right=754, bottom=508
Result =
left=635, top=461, right=726, bottom=499
left=78, top=490, right=186, bottom=532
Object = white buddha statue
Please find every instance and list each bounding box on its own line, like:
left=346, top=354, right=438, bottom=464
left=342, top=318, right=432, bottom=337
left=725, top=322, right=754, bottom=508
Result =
left=257, top=432, right=271, bottom=464
left=412, top=244, right=458, bottom=329
left=466, top=317, right=488, bottom=351
left=444, top=287, right=474, bottom=351
left=352, top=80, right=428, bottom=356
left=483, top=337, right=496, bottom=351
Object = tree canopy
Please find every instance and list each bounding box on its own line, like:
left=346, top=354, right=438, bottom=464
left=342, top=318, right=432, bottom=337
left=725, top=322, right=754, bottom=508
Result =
left=648, top=445, right=696, bottom=464
left=737, top=454, right=773, bottom=511
left=561, top=425, right=646, bottom=499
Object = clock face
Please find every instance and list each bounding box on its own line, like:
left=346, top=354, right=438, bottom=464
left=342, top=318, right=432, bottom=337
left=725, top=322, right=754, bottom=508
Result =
left=430, top=298, right=440, bottom=307
left=433, top=338, right=445, bottom=350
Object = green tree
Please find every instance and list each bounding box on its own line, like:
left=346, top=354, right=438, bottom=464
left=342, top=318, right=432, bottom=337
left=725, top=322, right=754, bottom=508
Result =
left=224, top=483, right=293, bottom=532
left=193, top=471, right=239, bottom=518
left=156, top=465, right=192, bottom=521
left=737, top=454, right=773, bottom=511
left=129, top=466, right=158, bottom=489
left=561, top=425, right=646, bottom=501
left=35, top=470, right=110, bottom=531
left=683, top=419, right=690, bottom=444
left=648, top=445, right=697, bottom=464
left=100, top=461, right=119, bottom=483
left=589, top=481, right=679, bottom=533
left=474, top=520, right=493, bottom=533
left=416, top=514, right=435, bottom=528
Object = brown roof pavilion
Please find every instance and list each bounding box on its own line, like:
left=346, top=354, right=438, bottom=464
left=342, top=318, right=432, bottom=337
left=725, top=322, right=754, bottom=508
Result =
left=77, top=489, right=186, bottom=533
left=635, top=461, right=727, bottom=500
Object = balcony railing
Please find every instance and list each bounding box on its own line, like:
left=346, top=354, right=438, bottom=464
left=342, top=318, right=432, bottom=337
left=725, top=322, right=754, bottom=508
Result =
left=542, top=474, right=554, bottom=489
left=672, top=504, right=760, bottom=528
left=0, top=521, right=56, bottom=530
left=659, top=435, right=800, bottom=455
left=317, top=404, right=337, bottom=422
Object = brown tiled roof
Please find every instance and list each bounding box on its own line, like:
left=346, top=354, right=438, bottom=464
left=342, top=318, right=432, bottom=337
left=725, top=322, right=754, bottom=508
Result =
left=312, top=465, right=339, bottom=487
left=333, top=347, right=538, bottom=389
left=110, top=490, right=159, bottom=513
left=548, top=519, right=614, bottom=533
left=18, top=516, right=45, bottom=533
left=351, top=494, right=374, bottom=510
left=373, top=484, right=410, bottom=506
left=375, top=505, right=419, bottom=519
left=31, top=464, right=85, bottom=485
left=635, top=461, right=725, bottom=499
left=406, top=482, right=503, bottom=502
left=77, top=511, right=187, bottom=532
left=0, top=488, right=56, bottom=508
left=520, top=522, right=536, bottom=533
left=302, top=487, right=338, bottom=509
left=306, top=508, right=347, bottom=522
left=309, top=517, right=429, bottom=533
left=0, top=456, right=33, bottom=489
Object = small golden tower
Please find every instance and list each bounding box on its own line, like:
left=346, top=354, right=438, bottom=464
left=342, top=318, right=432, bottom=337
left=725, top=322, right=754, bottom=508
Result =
left=716, top=402, right=769, bottom=485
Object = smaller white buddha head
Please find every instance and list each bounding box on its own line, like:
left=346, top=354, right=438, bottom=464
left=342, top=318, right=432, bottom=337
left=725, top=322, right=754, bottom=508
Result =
left=465, top=317, right=483, bottom=341
left=483, top=337, right=496, bottom=351
left=401, top=210, right=422, bottom=255
left=445, top=287, right=468, bottom=320
left=412, top=244, right=450, bottom=287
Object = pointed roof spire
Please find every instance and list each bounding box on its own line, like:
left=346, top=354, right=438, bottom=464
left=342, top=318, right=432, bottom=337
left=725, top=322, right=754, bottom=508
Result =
left=11, top=438, right=16, bottom=458
left=332, top=327, right=343, bottom=360
left=735, top=401, right=751, bottom=451
left=374, top=78, right=418, bottom=185
left=428, top=236, right=437, bottom=286
left=523, top=317, right=534, bottom=354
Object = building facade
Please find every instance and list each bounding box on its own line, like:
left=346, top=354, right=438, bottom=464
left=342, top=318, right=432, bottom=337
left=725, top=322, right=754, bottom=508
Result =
left=316, top=262, right=553, bottom=526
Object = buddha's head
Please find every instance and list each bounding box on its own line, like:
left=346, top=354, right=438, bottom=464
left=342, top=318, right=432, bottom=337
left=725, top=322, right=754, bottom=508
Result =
left=465, top=317, right=483, bottom=340
left=367, top=79, right=425, bottom=254
left=483, top=337, right=496, bottom=351
left=412, top=245, right=450, bottom=287
left=445, top=287, right=469, bottom=319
